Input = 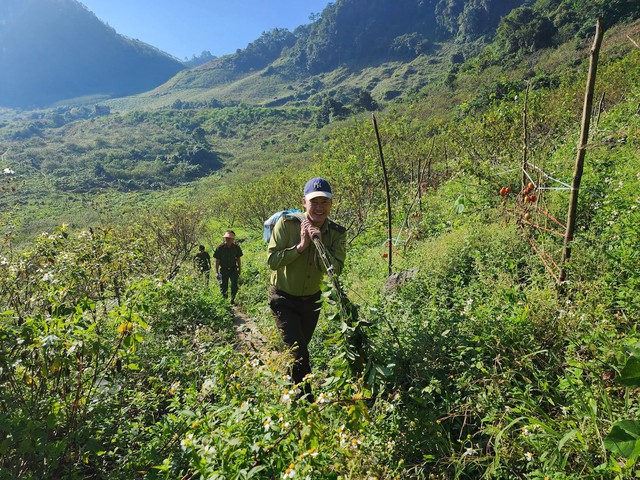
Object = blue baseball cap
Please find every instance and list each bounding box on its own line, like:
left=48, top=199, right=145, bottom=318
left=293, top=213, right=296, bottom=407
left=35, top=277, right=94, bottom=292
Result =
left=303, top=177, right=333, bottom=200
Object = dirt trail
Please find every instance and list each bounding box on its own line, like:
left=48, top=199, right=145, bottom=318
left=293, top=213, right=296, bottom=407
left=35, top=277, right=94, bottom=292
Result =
left=231, top=306, right=267, bottom=352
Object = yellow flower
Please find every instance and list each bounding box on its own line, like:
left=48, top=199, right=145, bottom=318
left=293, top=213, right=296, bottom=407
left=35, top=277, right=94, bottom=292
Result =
left=263, top=418, right=273, bottom=431
left=283, top=462, right=296, bottom=479
left=281, top=389, right=292, bottom=404
left=316, top=392, right=330, bottom=404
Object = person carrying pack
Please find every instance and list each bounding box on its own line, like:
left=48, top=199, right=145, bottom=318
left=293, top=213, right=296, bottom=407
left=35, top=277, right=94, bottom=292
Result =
left=263, top=209, right=301, bottom=243
left=267, top=177, right=346, bottom=403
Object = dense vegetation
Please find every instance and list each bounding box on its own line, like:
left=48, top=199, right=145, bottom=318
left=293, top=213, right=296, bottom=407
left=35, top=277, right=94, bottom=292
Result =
left=1, top=1, right=640, bottom=479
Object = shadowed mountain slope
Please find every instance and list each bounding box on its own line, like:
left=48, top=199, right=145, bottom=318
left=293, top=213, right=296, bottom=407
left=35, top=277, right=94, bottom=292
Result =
left=0, top=0, right=185, bottom=108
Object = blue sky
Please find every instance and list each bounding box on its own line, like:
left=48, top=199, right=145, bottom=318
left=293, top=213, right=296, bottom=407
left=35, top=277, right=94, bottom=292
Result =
left=79, top=0, right=332, bottom=60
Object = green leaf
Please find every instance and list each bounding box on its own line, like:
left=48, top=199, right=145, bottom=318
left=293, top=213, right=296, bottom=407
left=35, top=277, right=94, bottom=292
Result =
left=454, top=195, right=466, bottom=214
left=618, top=356, right=640, bottom=387
left=604, top=420, right=640, bottom=461
left=557, top=428, right=579, bottom=451
left=247, top=465, right=267, bottom=478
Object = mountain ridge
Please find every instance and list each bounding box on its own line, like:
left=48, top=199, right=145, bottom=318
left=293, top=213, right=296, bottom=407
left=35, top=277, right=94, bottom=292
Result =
left=99, top=0, right=640, bottom=112
left=2, top=0, right=640, bottom=112
left=0, top=0, right=185, bottom=108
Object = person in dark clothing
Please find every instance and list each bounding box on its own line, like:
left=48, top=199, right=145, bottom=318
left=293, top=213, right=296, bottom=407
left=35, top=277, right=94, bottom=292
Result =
left=193, top=245, right=212, bottom=286
left=213, top=230, right=243, bottom=304
left=267, top=178, right=346, bottom=402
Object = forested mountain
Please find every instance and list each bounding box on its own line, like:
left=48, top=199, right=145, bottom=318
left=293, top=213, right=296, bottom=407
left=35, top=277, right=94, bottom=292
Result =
left=0, top=0, right=185, bottom=108
left=2, top=0, right=639, bottom=110
left=141, top=0, right=640, bottom=110
left=155, top=0, right=532, bottom=102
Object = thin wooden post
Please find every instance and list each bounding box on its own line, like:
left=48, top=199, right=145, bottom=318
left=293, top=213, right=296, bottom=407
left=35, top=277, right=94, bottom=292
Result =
left=372, top=114, right=393, bottom=276
left=521, top=81, right=530, bottom=190
left=595, top=91, right=605, bottom=131
left=560, top=19, right=604, bottom=283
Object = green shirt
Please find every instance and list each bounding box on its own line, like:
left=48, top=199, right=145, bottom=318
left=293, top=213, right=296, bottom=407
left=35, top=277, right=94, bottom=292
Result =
left=213, top=243, right=243, bottom=269
left=267, top=213, right=346, bottom=297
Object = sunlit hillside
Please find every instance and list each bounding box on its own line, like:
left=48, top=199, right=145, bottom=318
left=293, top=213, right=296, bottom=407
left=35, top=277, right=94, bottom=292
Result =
left=1, top=1, right=640, bottom=479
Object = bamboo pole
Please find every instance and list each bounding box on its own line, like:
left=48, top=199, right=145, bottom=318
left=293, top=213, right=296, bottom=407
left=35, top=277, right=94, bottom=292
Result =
left=559, top=19, right=604, bottom=283
left=521, top=81, right=530, bottom=190
left=372, top=114, right=393, bottom=276
left=595, top=92, right=605, bottom=131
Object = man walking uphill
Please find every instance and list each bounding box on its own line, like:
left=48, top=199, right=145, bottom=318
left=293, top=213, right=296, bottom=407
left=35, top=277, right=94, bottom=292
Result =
left=267, top=177, right=346, bottom=402
left=194, top=245, right=212, bottom=286
left=214, top=230, right=243, bottom=304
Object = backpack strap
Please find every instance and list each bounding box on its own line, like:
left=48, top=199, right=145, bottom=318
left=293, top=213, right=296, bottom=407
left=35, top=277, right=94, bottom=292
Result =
left=286, top=211, right=306, bottom=223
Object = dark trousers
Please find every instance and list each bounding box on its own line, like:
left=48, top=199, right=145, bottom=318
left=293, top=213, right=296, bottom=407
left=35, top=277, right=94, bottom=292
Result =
left=220, top=267, right=239, bottom=300
left=268, top=287, right=321, bottom=395
left=200, top=268, right=210, bottom=286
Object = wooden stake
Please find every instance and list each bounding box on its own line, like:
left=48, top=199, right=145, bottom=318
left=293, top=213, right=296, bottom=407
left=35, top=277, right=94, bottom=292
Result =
left=372, top=114, right=393, bottom=276
left=595, top=91, right=605, bottom=132
left=521, top=81, right=531, bottom=190
left=560, top=19, right=604, bottom=283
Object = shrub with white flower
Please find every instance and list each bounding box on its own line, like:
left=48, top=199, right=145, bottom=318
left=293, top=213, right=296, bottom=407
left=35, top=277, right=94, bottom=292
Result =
left=300, top=448, right=318, bottom=460
left=337, top=424, right=348, bottom=445
left=463, top=447, right=477, bottom=457
left=201, top=444, right=215, bottom=458
left=279, top=414, right=290, bottom=429
left=181, top=433, right=195, bottom=450
left=201, top=378, right=215, bottom=396
left=281, top=389, right=293, bottom=404
left=41, top=272, right=55, bottom=283
left=283, top=462, right=296, bottom=479
left=315, top=392, right=331, bottom=404
left=263, top=417, right=273, bottom=432
left=461, top=297, right=474, bottom=315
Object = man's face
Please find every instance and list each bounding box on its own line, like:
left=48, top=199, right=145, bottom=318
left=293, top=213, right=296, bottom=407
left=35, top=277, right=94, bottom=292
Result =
left=224, top=236, right=234, bottom=245
left=303, top=196, right=332, bottom=225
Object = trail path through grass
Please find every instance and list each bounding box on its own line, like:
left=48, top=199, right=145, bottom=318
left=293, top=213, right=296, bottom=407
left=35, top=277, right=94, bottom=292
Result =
left=232, top=306, right=267, bottom=352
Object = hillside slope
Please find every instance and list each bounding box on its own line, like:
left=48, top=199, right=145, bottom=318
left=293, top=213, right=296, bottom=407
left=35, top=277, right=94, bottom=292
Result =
left=103, top=0, right=532, bottom=110
left=106, top=0, right=640, bottom=111
left=1, top=16, right=640, bottom=478
left=0, top=0, right=185, bottom=108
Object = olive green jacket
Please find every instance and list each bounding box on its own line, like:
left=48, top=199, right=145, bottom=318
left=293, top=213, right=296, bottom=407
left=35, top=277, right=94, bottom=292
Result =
left=267, top=213, right=346, bottom=296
